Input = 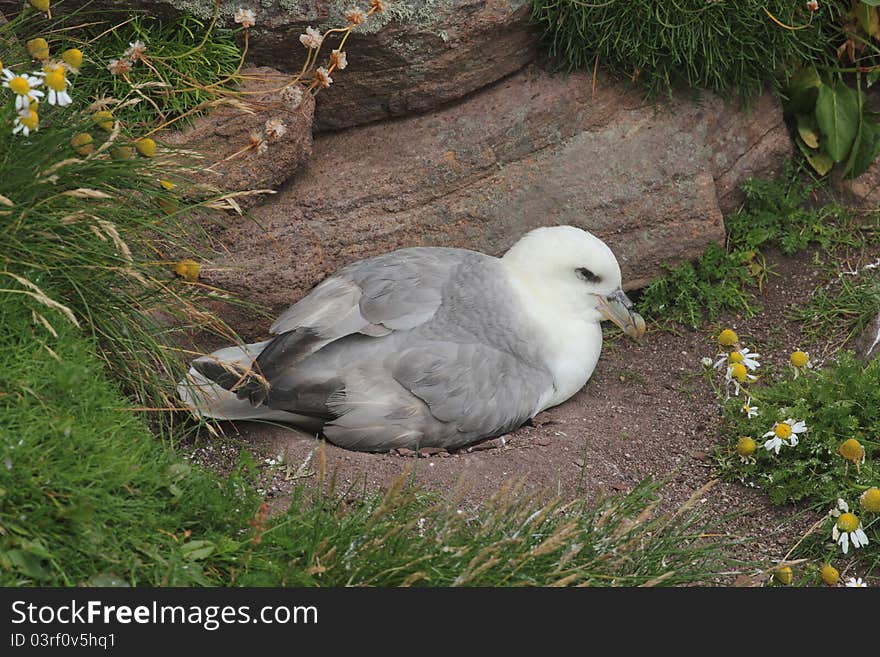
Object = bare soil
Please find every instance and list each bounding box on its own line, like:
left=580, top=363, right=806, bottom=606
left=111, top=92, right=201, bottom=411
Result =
left=181, top=244, right=873, bottom=573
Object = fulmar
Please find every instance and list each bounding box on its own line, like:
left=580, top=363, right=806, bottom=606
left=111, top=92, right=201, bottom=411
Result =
left=178, top=226, right=645, bottom=452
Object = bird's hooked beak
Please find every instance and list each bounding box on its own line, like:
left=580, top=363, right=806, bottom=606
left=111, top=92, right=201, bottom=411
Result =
left=595, top=288, right=646, bottom=340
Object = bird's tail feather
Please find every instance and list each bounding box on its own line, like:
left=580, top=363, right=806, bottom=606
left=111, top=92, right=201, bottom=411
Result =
left=177, top=341, right=300, bottom=422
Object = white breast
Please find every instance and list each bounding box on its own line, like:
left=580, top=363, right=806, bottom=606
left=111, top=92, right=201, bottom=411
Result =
left=503, top=267, right=604, bottom=414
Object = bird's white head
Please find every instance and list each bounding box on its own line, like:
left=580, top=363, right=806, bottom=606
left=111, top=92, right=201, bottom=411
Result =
left=502, top=225, right=646, bottom=339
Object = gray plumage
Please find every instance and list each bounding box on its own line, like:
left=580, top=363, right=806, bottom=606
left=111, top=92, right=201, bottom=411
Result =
left=186, top=248, right=554, bottom=451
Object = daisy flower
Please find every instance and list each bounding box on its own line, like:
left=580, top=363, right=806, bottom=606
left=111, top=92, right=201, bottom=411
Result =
left=42, top=64, right=72, bottom=106
left=762, top=419, right=806, bottom=454
left=299, top=27, right=323, bottom=49
left=829, top=499, right=869, bottom=554
left=845, top=577, right=867, bottom=588
left=2, top=70, right=44, bottom=111
left=314, top=66, right=332, bottom=88
left=740, top=397, right=758, bottom=419
left=12, top=108, right=39, bottom=136
left=718, top=328, right=738, bottom=348
left=700, top=356, right=713, bottom=368
left=789, top=349, right=812, bottom=377
left=714, top=347, right=760, bottom=372
left=234, top=8, right=256, bottom=29
left=724, top=362, right=756, bottom=397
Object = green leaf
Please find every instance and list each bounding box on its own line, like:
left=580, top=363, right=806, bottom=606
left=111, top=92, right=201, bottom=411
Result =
left=860, top=0, right=880, bottom=7
left=845, top=120, right=880, bottom=178
left=796, top=136, right=834, bottom=176
left=182, top=539, right=215, bottom=561
left=796, top=113, right=820, bottom=148
left=855, top=3, right=880, bottom=37
left=785, top=66, right=822, bottom=115
left=815, top=82, right=860, bottom=162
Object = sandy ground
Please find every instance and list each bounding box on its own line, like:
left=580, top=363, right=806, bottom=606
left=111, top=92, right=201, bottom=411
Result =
left=179, top=242, right=880, bottom=571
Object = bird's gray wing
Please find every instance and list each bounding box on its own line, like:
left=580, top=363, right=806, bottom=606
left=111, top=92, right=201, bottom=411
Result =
left=235, top=248, right=477, bottom=404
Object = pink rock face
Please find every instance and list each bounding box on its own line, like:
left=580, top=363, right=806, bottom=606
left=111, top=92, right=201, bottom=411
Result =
left=162, top=67, right=315, bottom=201
left=203, top=66, right=792, bottom=338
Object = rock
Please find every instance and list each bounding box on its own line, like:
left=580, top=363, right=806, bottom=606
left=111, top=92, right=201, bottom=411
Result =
left=853, top=310, right=880, bottom=362
left=840, top=159, right=880, bottom=208
left=74, top=0, right=538, bottom=132
left=203, top=66, right=791, bottom=334
left=395, top=447, right=417, bottom=458
left=163, top=66, right=314, bottom=200
left=705, top=91, right=793, bottom=213
left=419, top=447, right=447, bottom=457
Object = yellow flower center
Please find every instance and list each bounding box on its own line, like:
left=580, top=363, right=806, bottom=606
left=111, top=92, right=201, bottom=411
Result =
left=159, top=179, right=176, bottom=190
left=45, top=69, right=65, bottom=91
left=860, top=487, right=880, bottom=513
left=839, top=438, right=864, bottom=463
left=837, top=512, right=859, bottom=533
left=730, top=362, right=747, bottom=382
left=790, top=350, right=809, bottom=367
left=736, top=437, right=756, bottom=457
left=19, top=110, right=39, bottom=130
left=718, top=329, right=738, bottom=347
left=729, top=351, right=744, bottom=364
left=774, top=423, right=792, bottom=439
left=9, top=76, right=30, bottom=95
left=819, top=564, right=839, bottom=586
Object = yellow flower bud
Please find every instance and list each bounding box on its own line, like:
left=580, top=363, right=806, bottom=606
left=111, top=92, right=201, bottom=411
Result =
left=730, top=362, right=748, bottom=383
left=62, top=48, right=83, bottom=71
left=159, top=179, right=176, bottom=190
left=838, top=438, right=864, bottom=464
left=92, top=110, right=114, bottom=132
left=790, top=350, right=809, bottom=368
left=135, top=138, right=156, bottom=157
left=736, top=437, right=756, bottom=457
left=111, top=145, right=134, bottom=160
left=172, top=259, right=200, bottom=282
left=718, top=329, right=738, bottom=347
left=27, top=0, right=50, bottom=13
left=70, top=133, right=94, bottom=156
left=819, top=564, right=839, bottom=587
left=26, top=38, right=50, bottom=61
left=773, top=566, right=793, bottom=585
left=861, top=487, right=880, bottom=513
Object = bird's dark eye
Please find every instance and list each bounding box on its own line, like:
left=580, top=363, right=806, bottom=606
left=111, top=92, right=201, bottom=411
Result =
left=576, top=267, right=601, bottom=284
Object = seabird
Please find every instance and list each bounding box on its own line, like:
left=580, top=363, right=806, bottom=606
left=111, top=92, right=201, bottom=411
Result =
left=178, top=226, right=645, bottom=452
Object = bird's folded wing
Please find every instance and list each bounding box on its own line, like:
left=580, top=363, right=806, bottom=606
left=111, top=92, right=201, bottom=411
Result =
left=269, top=247, right=467, bottom=338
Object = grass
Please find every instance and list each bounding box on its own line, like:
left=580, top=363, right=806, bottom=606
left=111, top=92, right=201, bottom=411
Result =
left=637, top=166, right=865, bottom=328
left=789, top=261, right=880, bottom=352
left=0, top=7, right=248, bottom=421
left=0, top=297, right=734, bottom=586
left=530, top=0, right=840, bottom=101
